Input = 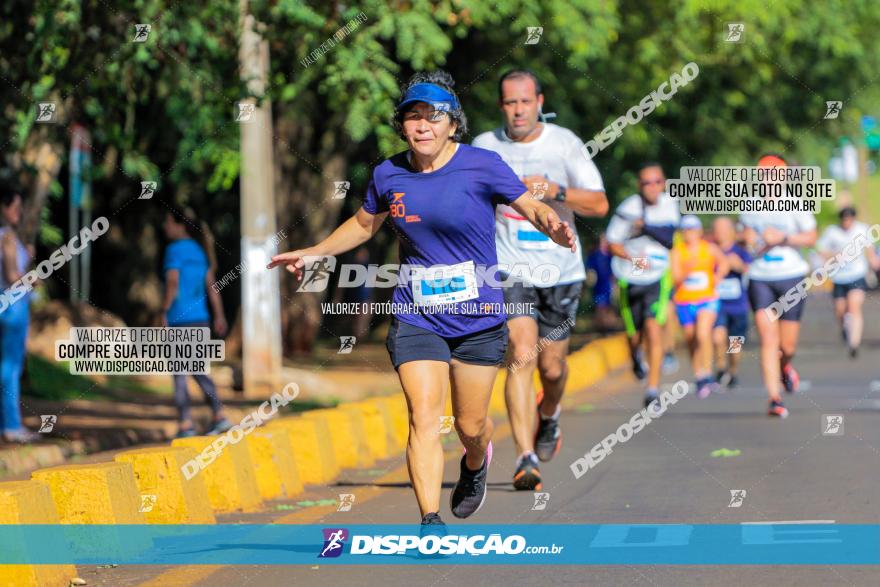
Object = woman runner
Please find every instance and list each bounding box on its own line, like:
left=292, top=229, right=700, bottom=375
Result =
left=269, top=71, right=574, bottom=526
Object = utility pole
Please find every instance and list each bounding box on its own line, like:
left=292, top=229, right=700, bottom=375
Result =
left=238, top=0, right=282, bottom=397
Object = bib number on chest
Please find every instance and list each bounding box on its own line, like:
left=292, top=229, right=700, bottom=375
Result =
left=510, top=221, right=555, bottom=250
left=716, top=277, right=742, bottom=300
left=683, top=271, right=710, bottom=291
left=412, top=261, right=480, bottom=307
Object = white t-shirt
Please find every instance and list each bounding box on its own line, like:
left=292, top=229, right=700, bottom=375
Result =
left=817, top=222, right=871, bottom=284
left=472, top=123, right=605, bottom=287
left=606, top=193, right=681, bottom=285
left=739, top=212, right=817, bottom=281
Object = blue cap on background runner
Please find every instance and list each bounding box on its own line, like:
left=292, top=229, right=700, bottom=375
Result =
left=397, top=83, right=460, bottom=112
left=680, top=215, right=702, bottom=230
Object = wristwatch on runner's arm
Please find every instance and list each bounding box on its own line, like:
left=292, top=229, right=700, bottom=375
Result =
left=554, top=184, right=567, bottom=202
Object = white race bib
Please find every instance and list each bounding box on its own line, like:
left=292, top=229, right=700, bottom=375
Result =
left=412, top=261, right=479, bottom=307
left=716, top=277, right=742, bottom=300
left=509, top=220, right=555, bottom=251
left=683, top=271, right=710, bottom=291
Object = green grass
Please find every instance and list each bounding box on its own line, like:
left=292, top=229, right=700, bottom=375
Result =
left=24, top=354, right=117, bottom=401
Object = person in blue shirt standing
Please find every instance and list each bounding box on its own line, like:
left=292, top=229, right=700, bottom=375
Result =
left=162, top=205, right=230, bottom=438
left=269, top=70, right=574, bottom=528
left=711, top=217, right=752, bottom=389
left=0, top=183, right=37, bottom=443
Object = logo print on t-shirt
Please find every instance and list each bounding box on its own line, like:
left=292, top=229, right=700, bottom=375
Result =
left=390, top=192, right=420, bottom=223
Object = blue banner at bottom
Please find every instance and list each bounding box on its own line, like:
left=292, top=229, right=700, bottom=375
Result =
left=0, top=524, right=877, bottom=565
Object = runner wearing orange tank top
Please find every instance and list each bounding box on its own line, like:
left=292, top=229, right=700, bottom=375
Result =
left=671, top=215, right=729, bottom=398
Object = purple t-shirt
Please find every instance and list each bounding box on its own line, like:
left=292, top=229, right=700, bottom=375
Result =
left=718, top=244, right=752, bottom=314
left=362, top=144, right=527, bottom=337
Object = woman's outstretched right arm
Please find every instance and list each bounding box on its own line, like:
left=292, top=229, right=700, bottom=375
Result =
left=267, top=207, right=388, bottom=278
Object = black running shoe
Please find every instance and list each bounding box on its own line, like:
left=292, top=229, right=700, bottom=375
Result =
left=849, top=347, right=858, bottom=359
left=632, top=356, right=647, bottom=380
left=513, top=453, right=542, bottom=491
left=450, top=442, right=492, bottom=519
left=644, top=390, right=659, bottom=409
left=727, top=374, right=738, bottom=389
left=420, top=512, right=447, bottom=536
left=717, top=370, right=733, bottom=388
left=534, top=411, right=561, bottom=463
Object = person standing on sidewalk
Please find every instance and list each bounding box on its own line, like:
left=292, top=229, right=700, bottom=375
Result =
left=161, top=204, right=231, bottom=437
left=0, top=182, right=37, bottom=443
left=473, top=69, right=608, bottom=491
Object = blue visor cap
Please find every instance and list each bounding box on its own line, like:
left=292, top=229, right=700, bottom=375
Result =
left=396, top=83, right=460, bottom=114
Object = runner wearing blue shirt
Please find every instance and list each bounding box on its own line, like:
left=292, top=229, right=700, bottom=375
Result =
left=269, top=71, right=575, bottom=527
left=711, top=217, right=751, bottom=389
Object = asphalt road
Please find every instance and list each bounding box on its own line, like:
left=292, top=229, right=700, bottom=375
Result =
left=85, top=291, right=880, bottom=586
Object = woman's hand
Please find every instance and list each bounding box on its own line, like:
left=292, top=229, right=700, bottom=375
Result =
left=543, top=209, right=576, bottom=252
left=267, top=248, right=316, bottom=279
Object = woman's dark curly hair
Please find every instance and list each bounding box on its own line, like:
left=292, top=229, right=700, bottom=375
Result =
left=391, top=70, right=468, bottom=143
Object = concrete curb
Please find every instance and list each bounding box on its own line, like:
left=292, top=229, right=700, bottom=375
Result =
left=4, top=333, right=632, bottom=552
left=0, top=480, right=78, bottom=587
left=245, top=428, right=303, bottom=501
left=114, top=446, right=216, bottom=524
left=171, top=436, right=262, bottom=513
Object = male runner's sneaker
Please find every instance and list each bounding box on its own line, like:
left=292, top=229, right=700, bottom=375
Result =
left=513, top=452, right=542, bottom=491
left=534, top=405, right=562, bottom=462
left=632, top=350, right=648, bottom=380
left=849, top=347, right=858, bottom=360
left=644, top=389, right=659, bottom=409
left=768, top=398, right=789, bottom=418
left=727, top=374, right=738, bottom=389
left=781, top=364, right=800, bottom=394
left=450, top=441, right=492, bottom=518
left=662, top=352, right=680, bottom=375
left=717, top=370, right=733, bottom=388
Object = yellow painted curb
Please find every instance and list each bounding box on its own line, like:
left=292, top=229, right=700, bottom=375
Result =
left=245, top=428, right=303, bottom=501
left=592, top=334, right=631, bottom=370
left=366, top=396, right=407, bottom=452
left=267, top=417, right=339, bottom=485
left=565, top=344, right=608, bottom=391
left=303, top=408, right=374, bottom=469
left=342, top=402, right=391, bottom=460
left=0, top=481, right=77, bottom=587
left=171, top=435, right=263, bottom=513
left=31, top=462, right=144, bottom=524
left=114, top=446, right=216, bottom=524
